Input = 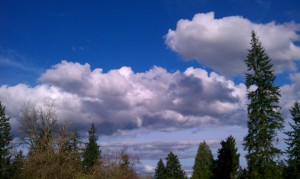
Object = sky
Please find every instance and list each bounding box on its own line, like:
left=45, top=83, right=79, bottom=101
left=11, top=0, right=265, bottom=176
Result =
left=1, top=0, right=300, bottom=175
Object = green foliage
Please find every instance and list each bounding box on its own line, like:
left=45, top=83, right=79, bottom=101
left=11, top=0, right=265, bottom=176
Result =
left=191, top=141, right=214, bottom=179
left=0, top=102, right=13, bottom=178
left=82, top=123, right=101, bottom=172
left=69, top=128, right=80, bottom=152
left=214, top=136, right=240, bottom=179
left=285, top=101, right=300, bottom=179
left=155, top=158, right=167, bottom=179
left=237, top=167, right=247, bottom=179
left=9, top=151, right=24, bottom=179
left=165, top=152, right=185, bottom=179
left=243, top=31, right=284, bottom=178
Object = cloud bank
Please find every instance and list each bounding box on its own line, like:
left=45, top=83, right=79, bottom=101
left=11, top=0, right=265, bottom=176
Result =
left=165, top=12, right=300, bottom=76
left=0, top=60, right=247, bottom=135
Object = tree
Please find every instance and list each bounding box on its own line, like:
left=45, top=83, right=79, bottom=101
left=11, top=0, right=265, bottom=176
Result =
left=285, top=101, right=300, bottom=179
left=92, top=148, right=139, bottom=179
left=69, top=128, right=80, bottom=152
left=214, top=136, right=240, bottom=179
left=19, top=105, right=83, bottom=178
left=0, top=101, right=13, bottom=178
left=165, top=152, right=185, bottom=179
left=243, top=31, right=284, bottom=178
left=19, top=104, right=57, bottom=154
left=191, top=141, right=214, bottom=179
left=9, top=150, right=25, bottom=179
left=155, top=159, right=167, bottom=179
left=82, top=123, right=101, bottom=172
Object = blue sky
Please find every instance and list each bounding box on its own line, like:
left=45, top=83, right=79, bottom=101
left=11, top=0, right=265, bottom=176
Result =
left=1, top=0, right=300, bottom=175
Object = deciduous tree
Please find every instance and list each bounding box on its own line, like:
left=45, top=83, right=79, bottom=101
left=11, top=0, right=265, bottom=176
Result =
left=19, top=105, right=83, bottom=178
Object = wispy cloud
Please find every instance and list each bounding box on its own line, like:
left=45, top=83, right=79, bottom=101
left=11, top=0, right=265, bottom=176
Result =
left=0, top=58, right=26, bottom=70
left=0, top=48, right=42, bottom=73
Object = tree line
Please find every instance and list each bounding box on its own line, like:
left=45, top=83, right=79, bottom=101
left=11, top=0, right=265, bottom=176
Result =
left=154, top=136, right=240, bottom=179
left=0, top=104, right=141, bottom=178
left=1, top=32, right=300, bottom=178
left=153, top=31, right=300, bottom=179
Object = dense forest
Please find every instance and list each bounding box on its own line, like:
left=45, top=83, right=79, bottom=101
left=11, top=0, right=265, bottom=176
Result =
left=1, top=32, right=300, bottom=179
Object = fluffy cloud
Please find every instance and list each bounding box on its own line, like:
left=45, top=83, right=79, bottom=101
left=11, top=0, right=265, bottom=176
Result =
left=165, top=12, right=300, bottom=76
left=281, top=72, right=300, bottom=117
left=0, top=60, right=246, bottom=135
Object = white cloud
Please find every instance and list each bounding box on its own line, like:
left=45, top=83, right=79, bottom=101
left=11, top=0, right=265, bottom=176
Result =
left=0, top=60, right=247, bottom=135
left=165, top=12, right=300, bottom=76
left=144, top=165, right=155, bottom=173
left=280, top=73, right=300, bottom=117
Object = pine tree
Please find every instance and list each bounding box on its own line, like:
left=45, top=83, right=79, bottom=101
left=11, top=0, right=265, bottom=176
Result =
left=165, top=152, right=185, bottom=179
left=155, top=158, right=167, bottom=179
left=9, top=150, right=24, bottom=179
left=71, top=128, right=80, bottom=151
left=285, top=101, right=300, bottom=179
left=214, top=136, right=240, bottom=179
left=0, top=102, right=13, bottom=178
left=65, top=128, right=80, bottom=152
left=82, top=123, right=100, bottom=172
left=191, top=141, right=214, bottom=179
left=243, top=31, right=284, bottom=178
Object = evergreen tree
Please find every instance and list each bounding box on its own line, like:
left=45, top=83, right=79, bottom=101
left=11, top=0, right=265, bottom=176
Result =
left=82, top=123, right=100, bottom=172
left=65, top=128, right=80, bottom=152
left=155, top=158, right=167, bottom=179
left=71, top=128, right=80, bottom=151
left=191, top=141, right=214, bottom=179
left=165, top=152, right=185, bottom=179
left=285, top=101, right=300, bottom=179
left=0, top=102, right=13, bottom=178
left=9, top=150, right=24, bottom=179
left=243, top=31, right=284, bottom=178
left=214, top=136, right=240, bottom=179
left=237, top=167, right=247, bottom=179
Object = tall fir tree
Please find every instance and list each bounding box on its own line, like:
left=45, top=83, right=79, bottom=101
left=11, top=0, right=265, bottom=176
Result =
left=214, top=136, right=240, bottom=179
left=82, top=123, right=100, bottom=172
left=0, top=102, right=13, bottom=178
left=165, top=152, right=186, bottom=179
left=285, top=101, right=300, bottom=179
left=243, top=31, right=284, bottom=178
left=154, top=158, right=167, bottom=179
left=191, top=141, right=214, bottom=179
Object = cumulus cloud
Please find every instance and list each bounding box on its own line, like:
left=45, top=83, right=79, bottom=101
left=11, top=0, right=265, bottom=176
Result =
left=165, top=12, right=300, bottom=76
left=280, top=72, right=300, bottom=117
left=0, top=60, right=247, bottom=135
